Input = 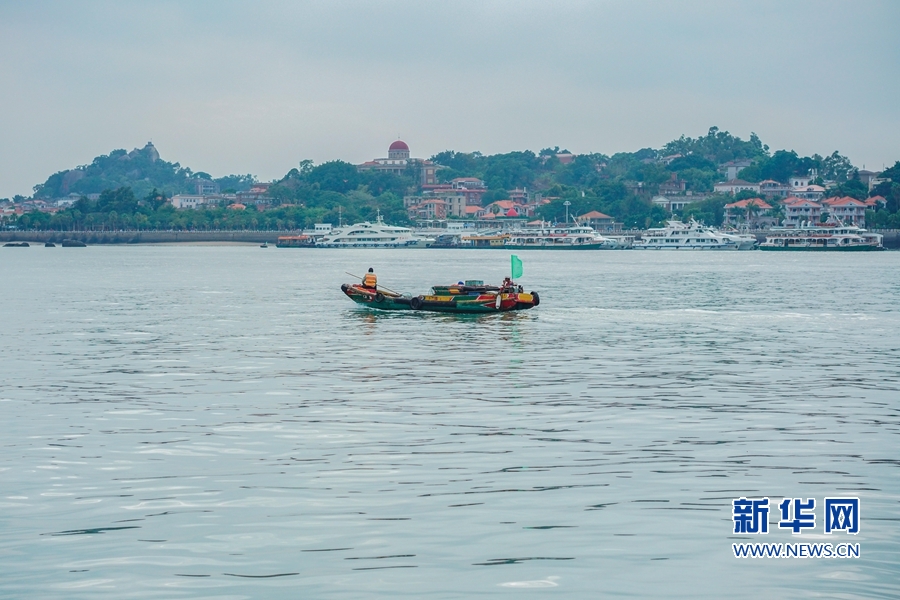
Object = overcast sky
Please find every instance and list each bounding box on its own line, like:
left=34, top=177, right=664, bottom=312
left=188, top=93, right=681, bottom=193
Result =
left=1, top=0, right=898, bottom=197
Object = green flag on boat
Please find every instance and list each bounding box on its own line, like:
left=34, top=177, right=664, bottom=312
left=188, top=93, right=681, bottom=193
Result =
left=511, top=254, right=523, bottom=280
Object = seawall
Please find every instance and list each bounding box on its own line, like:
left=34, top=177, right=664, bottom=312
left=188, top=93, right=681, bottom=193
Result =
left=0, top=231, right=292, bottom=244
left=624, top=229, right=900, bottom=249
left=3, top=229, right=899, bottom=248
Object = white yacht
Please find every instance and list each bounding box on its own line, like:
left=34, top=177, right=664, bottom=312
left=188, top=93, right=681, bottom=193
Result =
left=718, top=229, right=759, bottom=250
left=602, top=234, right=635, bottom=249
left=316, top=215, right=434, bottom=248
left=634, top=219, right=755, bottom=250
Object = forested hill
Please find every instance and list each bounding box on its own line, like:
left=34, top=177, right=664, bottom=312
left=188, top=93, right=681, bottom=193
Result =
left=32, top=142, right=255, bottom=200
left=14, top=127, right=900, bottom=231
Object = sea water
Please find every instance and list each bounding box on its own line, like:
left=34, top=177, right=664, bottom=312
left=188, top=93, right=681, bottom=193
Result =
left=1, top=246, right=898, bottom=599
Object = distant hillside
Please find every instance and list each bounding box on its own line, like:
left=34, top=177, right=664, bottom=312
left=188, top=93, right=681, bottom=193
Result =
left=32, top=142, right=256, bottom=200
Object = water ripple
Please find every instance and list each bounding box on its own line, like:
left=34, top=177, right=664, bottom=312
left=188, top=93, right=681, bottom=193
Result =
left=1, top=248, right=898, bottom=598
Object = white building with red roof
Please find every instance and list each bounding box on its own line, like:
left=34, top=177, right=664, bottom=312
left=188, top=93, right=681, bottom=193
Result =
left=821, top=196, right=868, bottom=226
left=864, top=195, right=887, bottom=209
left=407, top=198, right=447, bottom=220
left=484, top=200, right=530, bottom=218
left=792, top=184, right=826, bottom=201
left=357, top=140, right=440, bottom=186
left=783, top=197, right=822, bottom=227
left=577, top=210, right=620, bottom=231
left=723, top=198, right=776, bottom=228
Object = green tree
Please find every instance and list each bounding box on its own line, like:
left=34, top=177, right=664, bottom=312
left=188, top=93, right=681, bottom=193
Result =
left=827, top=175, right=868, bottom=200
left=681, top=195, right=730, bottom=226
left=821, top=151, right=855, bottom=183
left=662, top=126, right=768, bottom=163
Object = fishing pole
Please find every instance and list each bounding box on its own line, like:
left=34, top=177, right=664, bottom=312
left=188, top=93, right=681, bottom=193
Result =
left=345, top=272, right=403, bottom=296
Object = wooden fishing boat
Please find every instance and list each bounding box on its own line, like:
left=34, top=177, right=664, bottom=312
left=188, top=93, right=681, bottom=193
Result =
left=341, top=280, right=540, bottom=313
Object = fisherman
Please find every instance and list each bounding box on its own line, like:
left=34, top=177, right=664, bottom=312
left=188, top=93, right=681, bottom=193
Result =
left=362, top=267, right=377, bottom=290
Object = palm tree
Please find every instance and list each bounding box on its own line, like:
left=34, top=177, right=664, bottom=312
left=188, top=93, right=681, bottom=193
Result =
left=743, top=200, right=761, bottom=228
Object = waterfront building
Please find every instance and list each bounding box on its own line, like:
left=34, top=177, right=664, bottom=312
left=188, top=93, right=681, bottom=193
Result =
left=723, top=198, right=776, bottom=228
left=577, top=210, right=621, bottom=232
left=783, top=197, right=822, bottom=226
left=821, top=196, right=868, bottom=226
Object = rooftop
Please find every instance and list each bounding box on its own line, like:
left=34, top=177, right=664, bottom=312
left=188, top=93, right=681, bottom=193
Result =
left=725, top=198, right=773, bottom=210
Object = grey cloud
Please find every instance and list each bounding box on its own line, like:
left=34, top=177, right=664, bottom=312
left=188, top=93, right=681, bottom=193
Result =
left=1, top=0, right=898, bottom=197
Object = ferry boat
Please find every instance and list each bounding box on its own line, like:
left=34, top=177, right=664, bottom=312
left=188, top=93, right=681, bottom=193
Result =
left=461, top=233, right=509, bottom=248
left=276, top=235, right=314, bottom=248
left=459, top=224, right=620, bottom=249
left=759, top=221, right=884, bottom=251
left=316, top=215, right=434, bottom=248
left=634, top=219, right=756, bottom=250
left=504, top=224, right=619, bottom=249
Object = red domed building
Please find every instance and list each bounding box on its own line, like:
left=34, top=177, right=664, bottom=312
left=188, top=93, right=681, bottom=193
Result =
left=357, top=140, right=439, bottom=186
left=387, top=140, right=410, bottom=160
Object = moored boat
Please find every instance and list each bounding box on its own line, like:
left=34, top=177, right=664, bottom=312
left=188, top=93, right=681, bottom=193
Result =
left=459, top=224, right=620, bottom=249
left=759, top=221, right=884, bottom=251
left=634, top=219, right=754, bottom=250
left=317, top=215, right=434, bottom=248
left=504, top=224, right=619, bottom=249
left=276, top=235, right=314, bottom=248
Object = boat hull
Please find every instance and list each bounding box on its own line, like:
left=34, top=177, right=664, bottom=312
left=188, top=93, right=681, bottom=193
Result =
left=502, top=243, right=616, bottom=250
left=633, top=245, right=739, bottom=250
left=341, top=284, right=538, bottom=313
left=759, top=245, right=884, bottom=251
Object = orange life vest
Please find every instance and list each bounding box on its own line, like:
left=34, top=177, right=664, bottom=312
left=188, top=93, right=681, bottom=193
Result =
left=363, top=273, right=377, bottom=287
